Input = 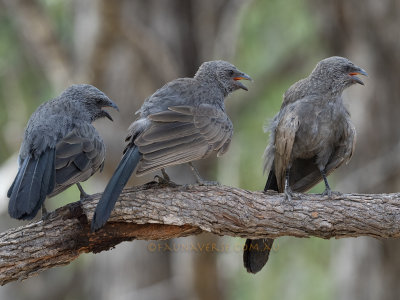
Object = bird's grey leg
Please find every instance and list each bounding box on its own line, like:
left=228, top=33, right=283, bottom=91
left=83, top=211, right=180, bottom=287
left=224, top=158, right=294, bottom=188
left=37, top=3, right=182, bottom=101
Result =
left=161, top=168, right=171, bottom=182
left=154, top=168, right=176, bottom=185
left=284, top=168, right=293, bottom=201
left=188, top=162, right=219, bottom=186
left=77, top=182, right=89, bottom=200
left=320, top=169, right=332, bottom=197
left=41, top=203, right=49, bottom=219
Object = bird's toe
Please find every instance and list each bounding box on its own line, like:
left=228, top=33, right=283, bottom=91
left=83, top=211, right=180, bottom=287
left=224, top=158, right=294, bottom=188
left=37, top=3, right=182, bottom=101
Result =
left=198, top=180, right=220, bottom=186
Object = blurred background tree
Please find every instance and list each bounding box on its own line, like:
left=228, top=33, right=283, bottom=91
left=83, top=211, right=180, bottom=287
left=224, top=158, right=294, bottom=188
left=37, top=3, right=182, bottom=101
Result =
left=0, top=0, right=398, bottom=299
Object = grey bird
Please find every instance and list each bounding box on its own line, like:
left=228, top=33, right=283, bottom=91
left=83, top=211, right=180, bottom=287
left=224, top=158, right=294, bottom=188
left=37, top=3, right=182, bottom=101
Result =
left=243, top=56, right=367, bottom=274
left=91, top=60, right=251, bottom=232
left=7, top=84, right=118, bottom=220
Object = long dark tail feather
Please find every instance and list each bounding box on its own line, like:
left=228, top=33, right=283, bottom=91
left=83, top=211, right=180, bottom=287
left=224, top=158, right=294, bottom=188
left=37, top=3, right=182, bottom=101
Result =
left=91, top=146, right=141, bottom=232
left=7, top=179, right=15, bottom=198
left=8, top=149, right=56, bottom=220
left=243, top=170, right=278, bottom=274
left=7, top=157, right=29, bottom=198
left=243, top=238, right=275, bottom=274
left=33, top=149, right=56, bottom=217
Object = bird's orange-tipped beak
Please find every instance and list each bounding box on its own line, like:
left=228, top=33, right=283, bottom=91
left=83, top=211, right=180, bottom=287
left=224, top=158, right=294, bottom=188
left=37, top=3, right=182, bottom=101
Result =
left=348, top=68, right=368, bottom=85
left=233, top=73, right=252, bottom=91
left=349, top=72, right=364, bottom=76
left=233, top=73, right=252, bottom=82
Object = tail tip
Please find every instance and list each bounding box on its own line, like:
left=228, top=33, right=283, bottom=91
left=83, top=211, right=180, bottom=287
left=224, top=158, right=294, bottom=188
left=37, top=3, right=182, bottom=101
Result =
left=8, top=208, right=35, bottom=221
left=244, top=259, right=265, bottom=274
left=90, top=216, right=101, bottom=233
left=243, top=238, right=273, bottom=274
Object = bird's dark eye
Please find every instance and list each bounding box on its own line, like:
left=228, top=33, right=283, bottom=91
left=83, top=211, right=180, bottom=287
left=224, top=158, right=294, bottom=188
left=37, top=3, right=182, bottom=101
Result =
left=228, top=70, right=234, bottom=77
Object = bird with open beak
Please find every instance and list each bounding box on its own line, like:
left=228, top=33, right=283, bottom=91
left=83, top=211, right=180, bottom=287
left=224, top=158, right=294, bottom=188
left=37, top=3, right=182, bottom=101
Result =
left=244, top=56, right=367, bottom=274
left=8, top=84, right=118, bottom=220
left=91, top=60, right=251, bottom=231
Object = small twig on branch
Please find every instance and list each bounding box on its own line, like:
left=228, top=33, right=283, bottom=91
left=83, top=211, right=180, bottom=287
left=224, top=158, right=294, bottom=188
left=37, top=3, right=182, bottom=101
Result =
left=1, top=181, right=400, bottom=285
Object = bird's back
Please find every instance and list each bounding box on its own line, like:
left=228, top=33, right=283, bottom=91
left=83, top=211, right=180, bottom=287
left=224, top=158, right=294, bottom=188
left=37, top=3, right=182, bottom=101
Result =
left=19, top=97, right=105, bottom=196
left=20, top=100, right=74, bottom=158
left=139, top=78, right=198, bottom=117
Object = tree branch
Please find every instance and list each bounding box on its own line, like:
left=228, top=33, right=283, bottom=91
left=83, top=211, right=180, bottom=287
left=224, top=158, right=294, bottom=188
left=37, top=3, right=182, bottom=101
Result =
left=1, top=182, right=399, bottom=285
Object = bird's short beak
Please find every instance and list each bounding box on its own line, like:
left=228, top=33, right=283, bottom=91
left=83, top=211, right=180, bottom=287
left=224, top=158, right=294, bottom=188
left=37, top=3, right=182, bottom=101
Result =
left=103, top=111, right=113, bottom=121
left=103, top=98, right=119, bottom=111
left=233, top=72, right=253, bottom=91
left=101, top=98, right=119, bottom=121
left=349, top=67, right=368, bottom=85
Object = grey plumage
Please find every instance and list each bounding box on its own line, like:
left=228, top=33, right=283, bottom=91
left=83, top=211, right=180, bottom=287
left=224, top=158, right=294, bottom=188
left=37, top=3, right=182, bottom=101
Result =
left=8, top=84, right=118, bottom=220
left=91, top=60, right=251, bottom=232
left=244, top=56, right=367, bottom=274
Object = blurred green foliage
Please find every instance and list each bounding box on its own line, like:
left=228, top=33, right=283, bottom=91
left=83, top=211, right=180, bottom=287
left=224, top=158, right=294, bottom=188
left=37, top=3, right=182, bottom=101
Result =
left=0, top=14, right=47, bottom=161
left=237, top=0, right=319, bottom=76
left=39, top=0, right=73, bottom=45
left=230, top=237, right=334, bottom=300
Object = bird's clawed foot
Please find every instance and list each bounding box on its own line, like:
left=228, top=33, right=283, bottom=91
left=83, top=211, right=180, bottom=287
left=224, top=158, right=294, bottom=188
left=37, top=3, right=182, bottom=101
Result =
left=320, top=169, right=337, bottom=198
left=198, top=179, right=220, bottom=186
left=41, top=204, right=50, bottom=220
left=321, top=188, right=332, bottom=197
left=188, top=162, right=219, bottom=186
left=77, top=183, right=90, bottom=201
left=284, top=187, right=293, bottom=201
left=161, top=168, right=171, bottom=182
left=154, top=168, right=177, bottom=186
left=322, top=189, right=341, bottom=198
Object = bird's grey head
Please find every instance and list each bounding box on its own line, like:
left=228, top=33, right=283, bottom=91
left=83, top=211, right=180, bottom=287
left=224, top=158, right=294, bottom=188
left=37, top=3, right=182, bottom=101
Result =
left=310, top=56, right=368, bottom=94
left=61, top=84, right=119, bottom=121
left=195, top=60, right=252, bottom=95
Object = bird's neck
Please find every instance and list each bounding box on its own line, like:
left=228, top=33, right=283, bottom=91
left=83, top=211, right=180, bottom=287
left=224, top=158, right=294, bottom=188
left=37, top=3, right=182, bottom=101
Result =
left=308, top=76, right=345, bottom=98
left=195, top=75, right=227, bottom=99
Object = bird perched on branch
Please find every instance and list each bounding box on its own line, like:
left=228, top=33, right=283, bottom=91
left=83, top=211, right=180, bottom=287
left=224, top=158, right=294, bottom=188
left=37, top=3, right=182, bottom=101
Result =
left=8, top=84, right=118, bottom=220
left=243, top=56, right=367, bottom=274
left=91, top=60, right=251, bottom=231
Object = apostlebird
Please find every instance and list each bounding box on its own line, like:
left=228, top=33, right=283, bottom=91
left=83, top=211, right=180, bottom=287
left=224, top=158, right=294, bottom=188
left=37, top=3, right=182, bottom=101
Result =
left=8, top=84, right=118, bottom=220
left=243, top=56, right=367, bottom=274
left=91, top=60, right=251, bottom=231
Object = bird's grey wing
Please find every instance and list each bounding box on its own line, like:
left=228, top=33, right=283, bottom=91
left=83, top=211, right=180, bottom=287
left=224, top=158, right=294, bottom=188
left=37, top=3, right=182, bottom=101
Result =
left=290, top=118, right=356, bottom=192
left=273, top=106, right=300, bottom=192
left=50, top=123, right=105, bottom=196
left=135, top=104, right=233, bottom=175
left=280, top=78, right=308, bottom=109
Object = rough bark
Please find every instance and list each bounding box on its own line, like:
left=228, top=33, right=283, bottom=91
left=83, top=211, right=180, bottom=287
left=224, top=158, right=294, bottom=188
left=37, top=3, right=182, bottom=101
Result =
left=1, top=182, right=399, bottom=286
